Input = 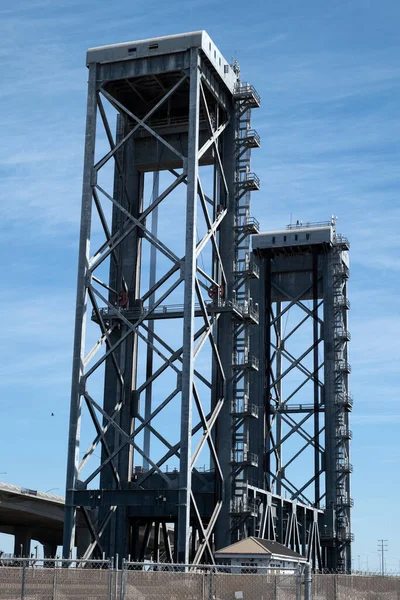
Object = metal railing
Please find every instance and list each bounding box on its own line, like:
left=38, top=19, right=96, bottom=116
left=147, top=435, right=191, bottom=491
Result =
left=336, top=461, right=353, bottom=473
left=336, top=495, right=354, bottom=508
left=238, top=171, right=260, bottom=188
left=336, top=531, right=355, bottom=542
left=286, top=220, right=333, bottom=230
left=335, top=297, right=350, bottom=309
left=334, top=233, right=350, bottom=248
left=232, top=353, right=259, bottom=370
left=238, top=128, right=261, bottom=147
left=335, top=393, right=353, bottom=409
left=231, top=398, right=259, bottom=418
left=335, top=328, right=351, bottom=341
left=235, top=214, right=260, bottom=231
left=233, top=83, right=261, bottom=106
left=231, top=450, right=259, bottom=466
left=93, top=299, right=259, bottom=322
left=336, top=426, right=353, bottom=440
left=234, top=256, right=260, bottom=278
left=230, top=497, right=259, bottom=515
left=336, top=360, right=351, bottom=373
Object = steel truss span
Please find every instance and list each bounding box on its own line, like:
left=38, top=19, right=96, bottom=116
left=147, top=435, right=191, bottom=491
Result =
left=251, top=223, right=352, bottom=572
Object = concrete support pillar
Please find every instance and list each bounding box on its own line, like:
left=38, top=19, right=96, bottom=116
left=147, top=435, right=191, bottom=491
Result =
left=14, top=527, right=32, bottom=557
left=76, top=525, right=91, bottom=559
left=43, top=542, right=58, bottom=558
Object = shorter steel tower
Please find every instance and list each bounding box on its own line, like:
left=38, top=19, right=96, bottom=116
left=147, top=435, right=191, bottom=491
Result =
left=251, top=220, right=352, bottom=572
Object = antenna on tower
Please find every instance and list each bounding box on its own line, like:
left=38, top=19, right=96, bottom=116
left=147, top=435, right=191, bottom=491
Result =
left=231, top=56, right=240, bottom=80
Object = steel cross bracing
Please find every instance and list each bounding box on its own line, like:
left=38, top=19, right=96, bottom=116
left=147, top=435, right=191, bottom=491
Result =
left=253, top=232, right=352, bottom=571
left=62, top=47, right=256, bottom=565
left=230, top=83, right=260, bottom=539
left=264, top=264, right=325, bottom=512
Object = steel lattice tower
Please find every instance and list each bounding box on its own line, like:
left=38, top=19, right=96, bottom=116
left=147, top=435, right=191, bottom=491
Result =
left=251, top=222, right=352, bottom=572
left=63, top=31, right=261, bottom=564
left=64, top=31, right=352, bottom=571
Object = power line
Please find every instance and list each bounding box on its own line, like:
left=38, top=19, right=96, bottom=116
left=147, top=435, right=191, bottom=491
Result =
left=377, top=539, right=388, bottom=576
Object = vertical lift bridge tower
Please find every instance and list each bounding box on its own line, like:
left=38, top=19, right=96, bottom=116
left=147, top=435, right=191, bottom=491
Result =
left=251, top=221, right=352, bottom=572
left=63, top=31, right=262, bottom=564
left=63, top=31, right=352, bottom=571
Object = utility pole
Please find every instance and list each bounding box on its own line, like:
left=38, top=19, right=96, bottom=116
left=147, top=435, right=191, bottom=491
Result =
left=377, top=540, right=388, bottom=576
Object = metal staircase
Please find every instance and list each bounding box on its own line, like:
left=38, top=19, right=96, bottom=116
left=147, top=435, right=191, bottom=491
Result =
left=230, top=79, right=260, bottom=538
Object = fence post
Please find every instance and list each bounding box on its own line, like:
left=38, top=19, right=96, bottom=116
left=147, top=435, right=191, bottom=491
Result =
left=52, top=565, right=57, bottom=600
left=108, top=557, right=114, bottom=600
left=114, top=554, right=119, bottom=600
left=120, top=557, right=125, bottom=600
left=334, top=574, right=338, bottom=600
left=274, top=574, right=278, bottom=600
left=296, top=566, right=302, bottom=600
left=208, top=566, right=213, bottom=600
left=21, top=561, right=26, bottom=600
left=304, top=563, right=312, bottom=600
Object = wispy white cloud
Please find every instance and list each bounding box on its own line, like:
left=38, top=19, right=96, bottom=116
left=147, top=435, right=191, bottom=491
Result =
left=352, top=414, right=400, bottom=425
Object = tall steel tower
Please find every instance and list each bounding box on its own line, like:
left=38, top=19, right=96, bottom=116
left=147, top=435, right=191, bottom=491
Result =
left=63, top=31, right=261, bottom=564
left=64, top=31, right=353, bottom=571
left=251, top=221, right=352, bottom=572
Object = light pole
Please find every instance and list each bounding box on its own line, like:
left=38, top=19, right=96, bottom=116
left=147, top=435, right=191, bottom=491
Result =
left=377, top=540, right=388, bottom=576
left=357, top=553, right=370, bottom=573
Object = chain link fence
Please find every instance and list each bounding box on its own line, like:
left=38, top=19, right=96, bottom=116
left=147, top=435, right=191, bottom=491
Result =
left=1, top=558, right=400, bottom=599
left=121, top=562, right=307, bottom=600
left=313, top=573, right=400, bottom=600
left=0, top=558, right=113, bottom=600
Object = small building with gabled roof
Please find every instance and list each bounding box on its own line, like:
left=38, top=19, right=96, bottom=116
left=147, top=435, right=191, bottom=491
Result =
left=215, top=537, right=307, bottom=573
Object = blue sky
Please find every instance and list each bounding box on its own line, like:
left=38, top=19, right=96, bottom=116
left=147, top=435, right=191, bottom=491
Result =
left=1, top=0, right=399, bottom=571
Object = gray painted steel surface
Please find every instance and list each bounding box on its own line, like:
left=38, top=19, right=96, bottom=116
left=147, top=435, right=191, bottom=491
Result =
left=64, top=31, right=351, bottom=572
left=251, top=222, right=352, bottom=572
left=63, top=31, right=260, bottom=565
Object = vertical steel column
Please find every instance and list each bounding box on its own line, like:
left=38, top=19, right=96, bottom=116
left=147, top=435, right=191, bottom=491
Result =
left=214, top=115, right=236, bottom=551
left=177, top=47, right=200, bottom=564
left=143, top=171, right=159, bottom=470
left=275, top=301, right=282, bottom=497
left=264, top=255, right=272, bottom=492
left=63, top=64, right=97, bottom=558
left=100, top=122, right=144, bottom=560
left=313, top=251, right=320, bottom=506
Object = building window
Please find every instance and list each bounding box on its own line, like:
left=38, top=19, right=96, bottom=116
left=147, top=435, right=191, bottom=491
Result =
left=306, top=233, right=310, bottom=240
left=294, top=234, right=298, bottom=241
left=241, top=562, right=258, bottom=574
left=283, top=235, right=287, bottom=242
left=272, top=236, right=276, bottom=244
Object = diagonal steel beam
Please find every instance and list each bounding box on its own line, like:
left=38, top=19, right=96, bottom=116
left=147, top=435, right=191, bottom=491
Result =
left=96, top=75, right=187, bottom=171
left=100, top=88, right=185, bottom=164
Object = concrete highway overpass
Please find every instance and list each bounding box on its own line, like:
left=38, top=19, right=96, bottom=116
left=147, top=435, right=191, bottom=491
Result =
left=0, top=482, right=66, bottom=557
left=0, top=482, right=172, bottom=559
